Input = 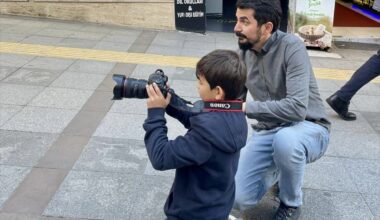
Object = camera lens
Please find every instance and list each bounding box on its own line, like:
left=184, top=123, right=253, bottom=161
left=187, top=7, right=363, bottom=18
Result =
left=112, top=74, right=126, bottom=100
left=124, top=78, right=148, bottom=99
left=112, top=74, right=148, bottom=99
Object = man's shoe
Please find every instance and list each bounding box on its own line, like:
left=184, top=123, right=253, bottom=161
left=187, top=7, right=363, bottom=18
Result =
left=273, top=202, right=301, bottom=220
left=326, top=94, right=356, bottom=121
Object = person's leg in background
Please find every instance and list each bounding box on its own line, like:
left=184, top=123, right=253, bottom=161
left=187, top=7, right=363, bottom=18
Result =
left=326, top=49, right=380, bottom=121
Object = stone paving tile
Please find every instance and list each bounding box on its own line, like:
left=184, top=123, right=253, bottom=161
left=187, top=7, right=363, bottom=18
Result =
left=3, top=68, right=62, bottom=86
left=0, top=213, right=82, bottom=220
left=342, top=158, right=380, bottom=195
left=68, top=31, right=107, bottom=41
left=80, top=24, right=114, bottom=34
left=154, top=31, right=187, bottom=41
left=0, top=165, right=31, bottom=209
left=171, top=67, right=197, bottom=81
left=351, top=94, right=380, bottom=112
left=28, top=87, right=93, bottom=110
left=0, top=104, right=23, bottom=127
left=0, top=54, right=35, bottom=68
left=50, top=71, right=106, bottom=90
left=3, top=25, right=41, bottom=35
left=35, top=28, right=75, bottom=38
left=326, top=130, right=380, bottom=160
left=0, top=130, right=58, bottom=167
left=180, top=47, right=213, bottom=57
left=0, top=66, right=18, bottom=81
left=315, top=57, right=368, bottom=70
left=93, top=112, right=146, bottom=140
left=93, top=41, right=132, bottom=52
left=109, top=98, right=147, bottom=115
left=171, top=79, right=198, bottom=98
left=43, top=171, right=141, bottom=219
left=303, top=156, right=358, bottom=192
left=147, top=45, right=182, bottom=56
left=56, top=38, right=98, bottom=49
left=0, top=83, right=44, bottom=105
left=130, top=65, right=177, bottom=80
left=66, top=60, right=116, bottom=75
left=1, top=106, right=78, bottom=133
left=334, top=48, right=377, bottom=63
left=150, top=38, right=185, bottom=48
left=185, top=33, right=217, bottom=43
left=62, top=110, right=106, bottom=137
left=300, top=189, right=374, bottom=220
left=316, top=79, right=341, bottom=93
left=81, top=91, right=114, bottom=113
left=23, top=57, right=75, bottom=72
left=46, top=22, right=86, bottom=31
left=326, top=110, right=376, bottom=133
left=128, top=175, right=172, bottom=220
left=0, top=23, right=16, bottom=31
left=362, top=193, right=380, bottom=219
left=0, top=33, right=26, bottom=42
left=94, top=112, right=188, bottom=141
left=109, top=29, right=142, bottom=37
left=362, top=112, right=380, bottom=134
left=183, top=40, right=216, bottom=51
left=20, top=36, right=64, bottom=46
left=73, top=137, right=148, bottom=174
left=102, top=33, right=139, bottom=44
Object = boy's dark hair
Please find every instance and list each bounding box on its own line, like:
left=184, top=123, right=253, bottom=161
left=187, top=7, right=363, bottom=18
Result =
left=196, top=49, right=246, bottom=100
left=236, top=0, right=282, bottom=33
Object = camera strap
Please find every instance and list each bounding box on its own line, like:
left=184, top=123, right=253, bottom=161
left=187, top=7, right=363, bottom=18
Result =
left=203, top=100, right=243, bottom=112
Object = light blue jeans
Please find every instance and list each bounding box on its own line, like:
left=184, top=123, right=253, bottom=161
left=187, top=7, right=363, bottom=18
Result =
left=234, top=120, right=330, bottom=210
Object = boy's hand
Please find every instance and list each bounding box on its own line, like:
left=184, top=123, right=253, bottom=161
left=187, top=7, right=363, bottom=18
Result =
left=242, top=102, right=246, bottom=112
left=146, top=83, right=171, bottom=109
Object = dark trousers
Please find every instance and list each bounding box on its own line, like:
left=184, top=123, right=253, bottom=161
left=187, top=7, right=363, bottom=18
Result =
left=279, top=0, right=289, bottom=32
left=337, top=49, right=380, bottom=102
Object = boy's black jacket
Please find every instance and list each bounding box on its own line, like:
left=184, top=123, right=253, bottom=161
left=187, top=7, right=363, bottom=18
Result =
left=143, top=102, right=248, bottom=220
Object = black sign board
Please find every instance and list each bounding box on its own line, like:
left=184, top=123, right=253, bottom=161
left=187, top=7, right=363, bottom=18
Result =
left=175, top=0, right=206, bottom=34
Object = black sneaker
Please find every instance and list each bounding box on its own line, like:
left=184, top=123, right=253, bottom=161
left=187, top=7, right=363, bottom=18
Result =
left=273, top=202, right=301, bottom=220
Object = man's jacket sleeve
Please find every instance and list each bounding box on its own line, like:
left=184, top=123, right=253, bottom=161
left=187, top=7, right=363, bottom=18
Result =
left=143, top=108, right=212, bottom=171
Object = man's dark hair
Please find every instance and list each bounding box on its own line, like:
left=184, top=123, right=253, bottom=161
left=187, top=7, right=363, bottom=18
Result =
left=236, top=0, right=282, bottom=33
left=196, top=50, right=247, bottom=100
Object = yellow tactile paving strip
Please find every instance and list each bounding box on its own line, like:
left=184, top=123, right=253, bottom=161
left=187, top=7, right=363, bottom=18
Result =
left=0, top=41, right=379, bottom=83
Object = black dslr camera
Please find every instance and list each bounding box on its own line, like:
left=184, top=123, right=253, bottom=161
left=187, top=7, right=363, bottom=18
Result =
left=112, top=69, right=171, bottom=100
left=111, top=69, right=243, bottom=114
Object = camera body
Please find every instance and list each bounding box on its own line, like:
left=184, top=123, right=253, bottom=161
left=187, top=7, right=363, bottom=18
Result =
left=112, top=69, right=170, bottom=100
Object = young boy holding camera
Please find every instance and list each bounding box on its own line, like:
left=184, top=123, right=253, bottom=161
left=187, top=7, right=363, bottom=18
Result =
left=143, top=49, right=248, bottom=220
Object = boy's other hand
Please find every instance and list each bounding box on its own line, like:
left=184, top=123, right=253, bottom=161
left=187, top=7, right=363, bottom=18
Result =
left=146, top=83, right=171, bottom=109
left=242, top=102, right=246, bottom=112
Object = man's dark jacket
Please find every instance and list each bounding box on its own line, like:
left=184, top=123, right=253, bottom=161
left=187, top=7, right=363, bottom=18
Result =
left=143, top=104, right=247, bottom=220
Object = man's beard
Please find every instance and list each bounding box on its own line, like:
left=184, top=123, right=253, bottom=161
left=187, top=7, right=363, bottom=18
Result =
left=235, top=31, right=261, bottom=51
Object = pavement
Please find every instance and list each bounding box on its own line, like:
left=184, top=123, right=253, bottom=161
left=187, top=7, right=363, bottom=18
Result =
left=0, top=15, right=379, bottom=220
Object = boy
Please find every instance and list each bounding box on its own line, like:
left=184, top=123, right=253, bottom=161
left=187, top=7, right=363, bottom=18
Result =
left=143, top=49, right=248, bottom=220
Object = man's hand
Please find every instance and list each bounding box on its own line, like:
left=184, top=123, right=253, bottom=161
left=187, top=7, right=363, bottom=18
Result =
left=146, top=83, right=171, bottom=109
